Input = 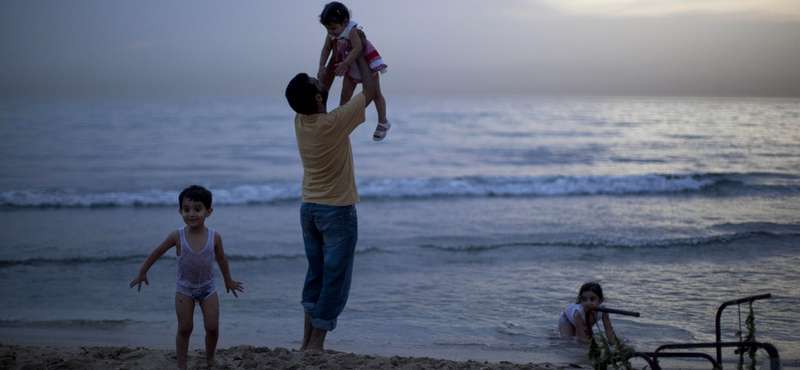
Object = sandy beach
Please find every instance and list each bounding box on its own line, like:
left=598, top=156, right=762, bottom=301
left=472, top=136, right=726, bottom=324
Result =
left=0, top=344, right=582, bottom=370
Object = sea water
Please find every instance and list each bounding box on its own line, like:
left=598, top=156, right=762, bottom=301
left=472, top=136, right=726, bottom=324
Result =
left=0, top=96, right=798, bottom=369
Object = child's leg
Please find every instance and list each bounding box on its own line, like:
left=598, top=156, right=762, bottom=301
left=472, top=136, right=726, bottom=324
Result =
left=175, top=292, right=196, bottom=370
left=374, top=73, right=387, bottom=124
left=199, top=292, right=220, bottom=365
left=559, top=321, right=577, bottom=338
left=371, top=73, right=391, bottom=141
left=339, top=77, right=357, bottom=106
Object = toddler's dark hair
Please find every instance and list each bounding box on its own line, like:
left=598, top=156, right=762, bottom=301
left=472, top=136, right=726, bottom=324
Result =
left=319, top=2, right=350, bottom=25
left=179, top=185, right=212, bottom=209
left=576, top=282, right=604, bottom=304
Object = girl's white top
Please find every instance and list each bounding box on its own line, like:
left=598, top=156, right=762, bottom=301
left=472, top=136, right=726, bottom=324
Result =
left=563, top=303, right=604, bottom=329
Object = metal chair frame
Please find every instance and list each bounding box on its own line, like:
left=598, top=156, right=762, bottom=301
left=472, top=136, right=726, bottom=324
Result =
left=594, top=294, right=780, bottom=370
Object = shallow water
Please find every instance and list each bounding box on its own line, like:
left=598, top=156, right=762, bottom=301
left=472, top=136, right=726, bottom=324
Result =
left=1, top=96, right=798, bottom=368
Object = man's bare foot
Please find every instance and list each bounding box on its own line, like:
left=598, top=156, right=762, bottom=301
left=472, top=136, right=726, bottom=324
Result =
left=300, top=313, right=313, bottom=350
left=306, top=328, right=327, bottom=351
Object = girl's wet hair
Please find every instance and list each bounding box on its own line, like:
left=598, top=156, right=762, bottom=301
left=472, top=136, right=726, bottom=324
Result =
left=319, top=2, right=350, bottom=25
left=576, top=282, right=604, bottom=304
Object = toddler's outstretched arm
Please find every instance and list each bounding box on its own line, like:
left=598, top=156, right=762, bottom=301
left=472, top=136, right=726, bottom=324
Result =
left=213, top=232, right=243, bottom=297
left=130, top=231, right=179, bottom=291
left=334, top=26, right=363, bottom=77
left=572, top=311, right=592, bottom=344
left=601, top=313, right=617, bottom=345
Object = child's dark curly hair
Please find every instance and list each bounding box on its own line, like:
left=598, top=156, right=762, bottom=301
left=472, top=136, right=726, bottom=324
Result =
left=178, top=185, right=212, bottom=209
left=319, top=2, right=350, bottom=25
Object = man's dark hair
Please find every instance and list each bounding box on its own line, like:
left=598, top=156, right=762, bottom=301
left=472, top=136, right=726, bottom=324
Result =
left=178, top=185, right=212, bottom=209
left=285, top=73, right=320, bottom=115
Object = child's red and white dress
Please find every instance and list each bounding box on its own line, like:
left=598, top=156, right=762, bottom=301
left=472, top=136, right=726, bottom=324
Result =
left=331, top=20, right=387, bottom=83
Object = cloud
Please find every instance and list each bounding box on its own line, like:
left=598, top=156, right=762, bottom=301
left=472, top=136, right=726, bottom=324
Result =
left=535, top=0, right=800, bottom=19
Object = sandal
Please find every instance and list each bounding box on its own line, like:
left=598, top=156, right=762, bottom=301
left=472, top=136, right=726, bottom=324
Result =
left=372, top=121, right=392, bottom=141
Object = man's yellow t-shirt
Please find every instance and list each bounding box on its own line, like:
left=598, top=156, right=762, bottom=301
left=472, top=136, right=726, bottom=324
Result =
left=294, top=93, right=366, bottom=206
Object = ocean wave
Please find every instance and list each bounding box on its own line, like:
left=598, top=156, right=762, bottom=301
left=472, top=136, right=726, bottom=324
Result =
left=421, top=231, right=798, bottom=252
left=1, top=173, right=797, bottom=208
left=0, top=255, right=142, bottom=267
left=0, top=319, right=133, bottom=330
left=0, top=248, right=388, bottom=267
left=0, top=183, right=301, bottom=208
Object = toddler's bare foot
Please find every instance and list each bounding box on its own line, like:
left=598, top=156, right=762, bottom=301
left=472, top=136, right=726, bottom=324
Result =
left=206, top=357, right=220, bottom=368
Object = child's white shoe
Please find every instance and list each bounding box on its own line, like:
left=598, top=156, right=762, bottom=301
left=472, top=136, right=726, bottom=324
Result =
left=373, top=121, right=391, bottom=141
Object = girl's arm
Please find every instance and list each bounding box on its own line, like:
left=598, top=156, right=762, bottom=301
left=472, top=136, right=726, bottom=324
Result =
left=334, top=26, right=363, bottom=76
left=573, top=310, right=592, bottom=344
left=318, top=36, right=333, bottom=81
left=214, top=232, right=243, bottom=297
left=601, top=313, right=617, bottom=346
left=130, top=230, right=179, bottom=291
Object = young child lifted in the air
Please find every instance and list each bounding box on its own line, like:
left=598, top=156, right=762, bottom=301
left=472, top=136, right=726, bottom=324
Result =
left=558, top=282, right=617, bottom=345
left=130, top=185, right=243, bottom=370
left=317, top=1, right=391, bottom=141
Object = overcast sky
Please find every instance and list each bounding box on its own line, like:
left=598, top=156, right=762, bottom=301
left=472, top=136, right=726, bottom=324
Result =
left=1, top=0, right=799, bottom=98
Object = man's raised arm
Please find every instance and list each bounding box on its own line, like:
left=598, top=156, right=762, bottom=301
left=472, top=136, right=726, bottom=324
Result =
left=321, top=52, right=336, bottom=91
left=355, top=30, right=376, bottom=106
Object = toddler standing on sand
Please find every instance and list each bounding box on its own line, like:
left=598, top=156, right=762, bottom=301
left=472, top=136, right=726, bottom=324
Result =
left=558, top=282, right=617, bottom=345
left=317, top=1, right=391, bottom=141
left=130, top=185, right=243, bottom=369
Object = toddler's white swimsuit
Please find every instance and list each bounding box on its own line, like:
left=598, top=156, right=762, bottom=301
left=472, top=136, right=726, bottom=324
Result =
left=176, top=227, right=216, bottom=302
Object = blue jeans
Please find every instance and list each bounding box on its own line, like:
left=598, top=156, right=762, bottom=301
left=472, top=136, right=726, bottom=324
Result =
left=300, top=203, right=358, bottom=331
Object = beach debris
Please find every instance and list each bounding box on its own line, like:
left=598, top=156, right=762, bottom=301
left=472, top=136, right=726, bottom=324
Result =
left=735, top=299, right=758, bottom=370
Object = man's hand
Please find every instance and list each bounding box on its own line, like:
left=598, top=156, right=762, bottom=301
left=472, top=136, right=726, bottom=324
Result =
left=317, top=65, right=327, bottom=81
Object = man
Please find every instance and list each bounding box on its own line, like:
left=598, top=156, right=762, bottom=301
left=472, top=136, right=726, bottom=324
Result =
left=284, top=32, right=377, bottom=351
